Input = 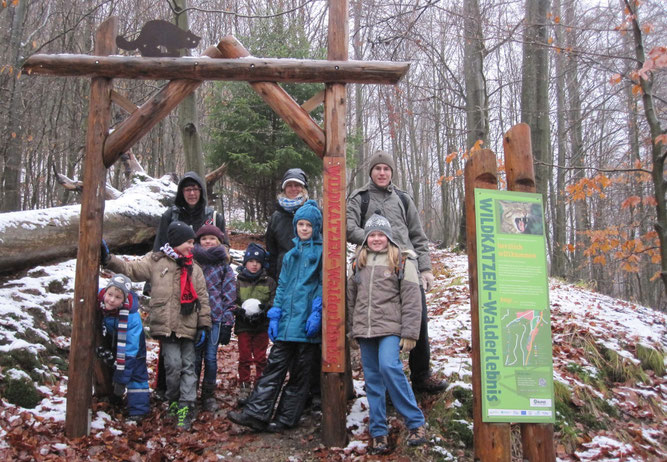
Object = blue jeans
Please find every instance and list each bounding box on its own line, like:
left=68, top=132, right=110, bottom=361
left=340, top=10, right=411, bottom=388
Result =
left=359, top=335, right=425, bottom=437
left=195, top=322, right=221, bottom=386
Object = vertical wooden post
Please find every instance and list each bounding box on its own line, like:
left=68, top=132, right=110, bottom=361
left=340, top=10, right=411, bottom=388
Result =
left=321, top=0, right=349, bottom=447
left=65, top=16, right=117, bottom=438
left=503, top=123, right=555, bottom=462
left=464, top=149, right=511, bottom=461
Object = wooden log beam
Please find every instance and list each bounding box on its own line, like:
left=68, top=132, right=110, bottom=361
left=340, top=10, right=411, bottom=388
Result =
left=302, top=89, right=325, bottom=113
left=321, top=0, right=349, bottom=448
left=504, top=123, right=555, bottom=462
left=23, top=53, right=409, bottom=85
left=65, top=16, right=117, bottom=438
left=110, top=90, right=138, bottom=114
left=216, top=36, right=325, bottom=157
left=464, top=149, right=512, bottom=461
left=102, top=45, right=223, bottom=167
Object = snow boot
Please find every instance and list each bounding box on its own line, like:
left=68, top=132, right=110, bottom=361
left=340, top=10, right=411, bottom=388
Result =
left=200, top=382, right=218, bottom=412
left=237, top=381, right=252, bottom=407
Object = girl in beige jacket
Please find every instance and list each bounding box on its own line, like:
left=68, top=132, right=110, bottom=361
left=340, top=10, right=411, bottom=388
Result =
left=347, top=214, right=427, bottom=454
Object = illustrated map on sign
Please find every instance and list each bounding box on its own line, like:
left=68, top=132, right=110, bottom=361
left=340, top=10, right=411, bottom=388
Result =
left=501, top=309, right=551, bottom=367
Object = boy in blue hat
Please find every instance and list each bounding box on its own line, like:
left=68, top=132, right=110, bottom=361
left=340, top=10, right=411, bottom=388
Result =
left=228, top=200, right=322, bottom=433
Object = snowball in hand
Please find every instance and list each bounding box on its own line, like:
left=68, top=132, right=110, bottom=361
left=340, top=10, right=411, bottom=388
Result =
left=242, top=298, right=262, bottom=317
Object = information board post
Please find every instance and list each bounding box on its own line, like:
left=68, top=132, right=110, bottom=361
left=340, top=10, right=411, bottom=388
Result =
left=464, top=149, right=512, bottom=462
left=503, top=123, right=555, bottom=462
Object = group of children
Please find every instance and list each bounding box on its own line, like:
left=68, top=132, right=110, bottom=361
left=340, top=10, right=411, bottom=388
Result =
left=98, top=200, right=427, bottom=453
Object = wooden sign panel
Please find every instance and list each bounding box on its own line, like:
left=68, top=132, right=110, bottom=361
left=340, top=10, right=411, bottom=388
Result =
left=322, top=156, right=346, bottom=372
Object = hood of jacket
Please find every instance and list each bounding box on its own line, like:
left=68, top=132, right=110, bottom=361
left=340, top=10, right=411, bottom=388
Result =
left=292, top=199, right=322, bottom=241
left=174, top=171, right=207, bottom=209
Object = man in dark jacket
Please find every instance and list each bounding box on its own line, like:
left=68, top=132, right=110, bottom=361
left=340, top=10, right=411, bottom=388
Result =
left=153, top=171, right=229, bottom=251
left=347, top=150, right=447, bottom=394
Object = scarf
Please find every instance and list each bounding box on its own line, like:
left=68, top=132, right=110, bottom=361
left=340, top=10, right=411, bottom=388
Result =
left=161, top=243, right=200, bottom=315
left=278, top=193, right=307, bottom=213
left=192, top=244, right=229, bottom=265
left=240, top=266, right=262, bottom=281
left=115, top=295, right=130, bottom=373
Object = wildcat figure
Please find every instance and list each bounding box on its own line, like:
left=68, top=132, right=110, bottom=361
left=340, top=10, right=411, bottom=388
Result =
left=116, top=20, right=200, bottom=57
left=499, top=201, right=532, bottom=234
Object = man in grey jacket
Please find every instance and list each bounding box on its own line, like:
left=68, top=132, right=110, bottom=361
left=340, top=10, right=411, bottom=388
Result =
left=347, top=150, right=447, bottom=393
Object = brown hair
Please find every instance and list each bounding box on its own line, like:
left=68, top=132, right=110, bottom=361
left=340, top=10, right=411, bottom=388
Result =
left=354, top=242, right=400, bottom=271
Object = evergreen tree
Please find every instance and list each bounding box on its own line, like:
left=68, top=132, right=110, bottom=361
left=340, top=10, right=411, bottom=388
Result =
left=207, top=15, right=324, bottom=222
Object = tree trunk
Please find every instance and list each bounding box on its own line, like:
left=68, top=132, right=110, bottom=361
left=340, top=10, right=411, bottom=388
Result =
left=521, top=0, right=551, bottom=197
left=625, top=0, right=667, bottom=297
left=551, top=0, right=567, bottom=278
left=1, top=0, right=29, bottom=211
left=0, top=174, right=175, bottom=273
left=463, top=0, right=489, bottom=149
left=565, top=1, right=588, bottom=278
left=173, top=0, right=205, bottom=178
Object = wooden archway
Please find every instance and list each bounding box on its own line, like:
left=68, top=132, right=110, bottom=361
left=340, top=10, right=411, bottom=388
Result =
left=23, top=2, right=409, bottom=445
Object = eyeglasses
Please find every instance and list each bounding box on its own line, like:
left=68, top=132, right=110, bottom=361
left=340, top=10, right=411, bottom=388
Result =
left=183, top=187, right=201, bottom=194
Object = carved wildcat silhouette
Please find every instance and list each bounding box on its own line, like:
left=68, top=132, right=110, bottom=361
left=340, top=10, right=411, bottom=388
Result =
left=499, top=201, right=532, bottom=234
left=116, top=20, right=201, bottom=57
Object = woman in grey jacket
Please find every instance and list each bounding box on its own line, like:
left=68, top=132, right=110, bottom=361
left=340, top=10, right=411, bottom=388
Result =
left=347, top=214, right=427, bottom=454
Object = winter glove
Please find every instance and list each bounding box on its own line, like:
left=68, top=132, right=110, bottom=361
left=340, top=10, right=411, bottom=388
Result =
left=112, top=382, right=126, bottom=397
left=100, top=239, right=111, bottom=266
left=399, top=338, right=417, bottom=353
left=195, top=328, right=208, bottom=349
left=267, top=307, right=282, bottom=342
left=421, top=270, right=435, bottom=292
left=347, top=333, right=359, bottom=350
left=219, top=324, right=233, bottom=346
left=232, top=306, right=246, bottom=319
left=305, top=296, right=322, bottom=338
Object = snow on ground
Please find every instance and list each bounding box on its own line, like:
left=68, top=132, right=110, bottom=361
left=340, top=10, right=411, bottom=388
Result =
left=0, top=246, right=665, bottom=460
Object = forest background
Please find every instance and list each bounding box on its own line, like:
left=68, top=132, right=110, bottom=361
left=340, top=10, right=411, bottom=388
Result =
left=0, top=0, right=665, bottom=309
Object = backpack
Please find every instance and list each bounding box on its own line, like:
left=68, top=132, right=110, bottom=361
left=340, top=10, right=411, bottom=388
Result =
left=170, top=205, right=217, bottom=227
left=358, top=189, right=411, bottom=227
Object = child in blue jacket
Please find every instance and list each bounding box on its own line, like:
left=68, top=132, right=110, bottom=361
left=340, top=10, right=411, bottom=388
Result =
left=228, top=200, right=322, bottom=433
left=98, top=273, right=150, bottom=420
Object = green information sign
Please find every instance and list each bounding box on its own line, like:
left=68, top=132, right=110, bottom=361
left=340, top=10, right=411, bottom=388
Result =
left=474, top=189, right=555, bottom=423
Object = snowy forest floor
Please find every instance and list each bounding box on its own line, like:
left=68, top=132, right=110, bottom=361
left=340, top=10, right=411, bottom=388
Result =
left=0, top=234, right=665, bottom=461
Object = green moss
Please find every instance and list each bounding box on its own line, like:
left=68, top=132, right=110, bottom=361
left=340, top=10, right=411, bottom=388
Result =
left=47, top=279, right=67, bottom=294
left=427, top=386, right=474, bottom=450
left=0, top=348, right=39, bottom=372
left=636, top=344, right=666, bottom=376
left=2, top=376, right=42, bottom=408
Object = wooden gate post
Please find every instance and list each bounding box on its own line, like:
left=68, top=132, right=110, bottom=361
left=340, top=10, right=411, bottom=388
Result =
left=320, top=0, right=349, bottom=447
left=503, top=123, right=555, bottom=462
left=65, top=16, right=117, bottom=438
left=464, top=149, right=512, bottom=461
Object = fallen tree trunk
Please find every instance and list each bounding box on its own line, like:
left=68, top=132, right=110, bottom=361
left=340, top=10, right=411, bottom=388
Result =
left=0, top=173, right=176, bottom=274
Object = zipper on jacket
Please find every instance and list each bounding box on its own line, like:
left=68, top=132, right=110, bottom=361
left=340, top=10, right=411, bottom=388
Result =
left=367, top=253, right=377, bottom=337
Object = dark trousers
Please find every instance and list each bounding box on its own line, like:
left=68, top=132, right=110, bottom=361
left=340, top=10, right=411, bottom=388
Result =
left=408, top=287, right=431, bottom=383
left=243, top=341, right=318, bottom=427
left=237, top=331, right=269, bottom=383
